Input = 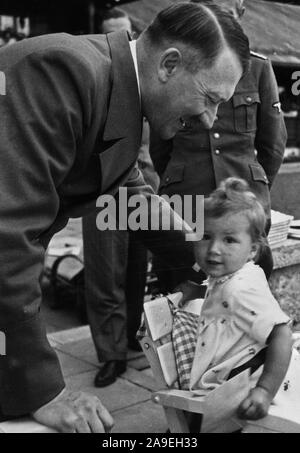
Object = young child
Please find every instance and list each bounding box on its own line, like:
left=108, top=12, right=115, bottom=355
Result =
left=184, top=177, right=293, bottom=421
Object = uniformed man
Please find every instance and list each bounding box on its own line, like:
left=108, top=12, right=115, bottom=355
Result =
left=150, top=0, right=287, bottom=292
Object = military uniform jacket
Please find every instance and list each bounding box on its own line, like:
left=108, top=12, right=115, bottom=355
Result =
left=0, top=31, right=194, bottom=416
left=150, top=53, right=287, bottom=219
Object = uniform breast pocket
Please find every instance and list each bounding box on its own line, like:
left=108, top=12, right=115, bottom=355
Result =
left=249, top=163, right=269, bottom=185
left=233, top=92, right=260, bottom=133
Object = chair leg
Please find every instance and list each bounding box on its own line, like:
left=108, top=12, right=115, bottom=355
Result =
left=164, top=408, right=190, bottom=433
left=187, top=413, right=203, bottom=433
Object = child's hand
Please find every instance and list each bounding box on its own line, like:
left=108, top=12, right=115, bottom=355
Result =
left=174, top=280, right=204, bottom=307
left=237, top=386, right=272, bottom=420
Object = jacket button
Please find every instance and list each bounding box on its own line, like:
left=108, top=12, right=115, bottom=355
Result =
left=213, top=132, right=220, bottom=139
left=246, top=96, right=252, bottom=103
left=215, top=149, right=220, bottom=155
left=165, top=176, right=170, bottom=183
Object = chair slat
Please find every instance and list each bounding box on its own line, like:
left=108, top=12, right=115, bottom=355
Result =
left=157, top=342, right=178, bottom=387
left=144, top=297, right=173, bottom=341
left=140, top=335, right=168, bottom=388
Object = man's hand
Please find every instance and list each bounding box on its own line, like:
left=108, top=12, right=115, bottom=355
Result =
left=175, top=280, right=205, bottom=307
left=32, top=389, right=114, bottom=433
left=237, top=386, right=272, bottom=420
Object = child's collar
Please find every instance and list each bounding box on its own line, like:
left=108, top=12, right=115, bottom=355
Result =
left=207, top=261, right=255, bottom=286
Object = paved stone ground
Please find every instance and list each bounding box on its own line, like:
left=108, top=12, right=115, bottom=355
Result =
left=0, top=323, right=168, bottom=433
left=46, top=326, right=168, bottom=433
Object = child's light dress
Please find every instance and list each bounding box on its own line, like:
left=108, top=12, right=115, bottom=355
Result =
left=189, top=261, right=300, bottom=418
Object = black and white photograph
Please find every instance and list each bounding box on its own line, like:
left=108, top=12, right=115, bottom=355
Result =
left=1, top=0, right=300, bottom=436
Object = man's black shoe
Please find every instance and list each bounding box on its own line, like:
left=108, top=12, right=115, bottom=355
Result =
left=94, top=360, right=127, bottom=388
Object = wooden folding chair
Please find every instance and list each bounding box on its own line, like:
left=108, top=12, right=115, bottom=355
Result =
left=138, top=293, right=300, bottom=433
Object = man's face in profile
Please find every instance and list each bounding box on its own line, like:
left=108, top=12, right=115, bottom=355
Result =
left=148, top=47, right=243, bottom=140
left=102, top=17, right=132, bottom=34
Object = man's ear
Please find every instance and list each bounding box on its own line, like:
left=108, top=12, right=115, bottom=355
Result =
left=158, top=48, right=182, bottom=82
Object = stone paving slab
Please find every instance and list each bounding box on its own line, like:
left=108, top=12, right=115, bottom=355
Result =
left=112, top=401, right=167, bottom=433
left=54, top=340, right=147, bottom=369
left=48, top=325, right=91, bottom=345
left=141, top=367, right=154, bottom=378
left=64, top=370, right=152, bottom=413
left=1, top=325, right=159, bottom=433
left=56, top=350, right=97, bottom=378
left=50, top=328, right=146, bottom=367
left=127, top=355, right=151, bottom=371
left=0, top=401, right=167, bottom=434
left=54, top=337, right=100, bottom=366
left=122, top=367, right=157, bottom=392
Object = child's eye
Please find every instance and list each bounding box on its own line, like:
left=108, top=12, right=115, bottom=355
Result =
left=224, top=236, right=236, bottom=243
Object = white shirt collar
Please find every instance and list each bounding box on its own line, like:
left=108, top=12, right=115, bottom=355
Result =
left=129, top=40, right=141, bottom=100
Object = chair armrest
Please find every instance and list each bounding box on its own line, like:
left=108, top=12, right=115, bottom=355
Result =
left=152, top=389, right=206, bottom=414
left=243, top=413, right=300, bottom=433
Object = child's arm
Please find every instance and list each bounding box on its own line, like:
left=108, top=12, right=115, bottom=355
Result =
left=238, top=323, right=293, bottom=420
left=175, top=280, right=206, bottom=307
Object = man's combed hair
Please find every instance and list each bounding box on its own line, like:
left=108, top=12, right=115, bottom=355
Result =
left=146, top=2, right=250, bottom=74
left=204, top=177, right=267, bottom=259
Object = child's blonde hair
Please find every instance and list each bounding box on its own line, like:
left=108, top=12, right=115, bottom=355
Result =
left=204, top=177, right=267, bottom=260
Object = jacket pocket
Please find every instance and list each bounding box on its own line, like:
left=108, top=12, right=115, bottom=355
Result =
left=160, top=164, right=185, bottom=189
left=233, top=92, right=260, bottom=132
left=249, top=163, right=269, bottom=184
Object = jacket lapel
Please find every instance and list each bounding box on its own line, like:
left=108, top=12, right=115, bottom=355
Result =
left=99, top=31, right=142, bottom=194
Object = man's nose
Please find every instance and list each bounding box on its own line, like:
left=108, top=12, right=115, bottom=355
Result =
left=199, top=105, right=218, bottom=129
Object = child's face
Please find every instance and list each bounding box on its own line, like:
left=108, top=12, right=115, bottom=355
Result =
left=195, top=212, right=258, bottom=278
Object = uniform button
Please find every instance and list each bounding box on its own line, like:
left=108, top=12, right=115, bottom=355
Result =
left=215, top=149, right=220, bottom=155
left=246, top=96, right=252, bottom=103
left=165, top=176, right=170, bottom=183
left=213, top=132, right=220, bottom=139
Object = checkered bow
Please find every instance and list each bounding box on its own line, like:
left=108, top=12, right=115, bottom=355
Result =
left=169, top=299, right=199, bottom=390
